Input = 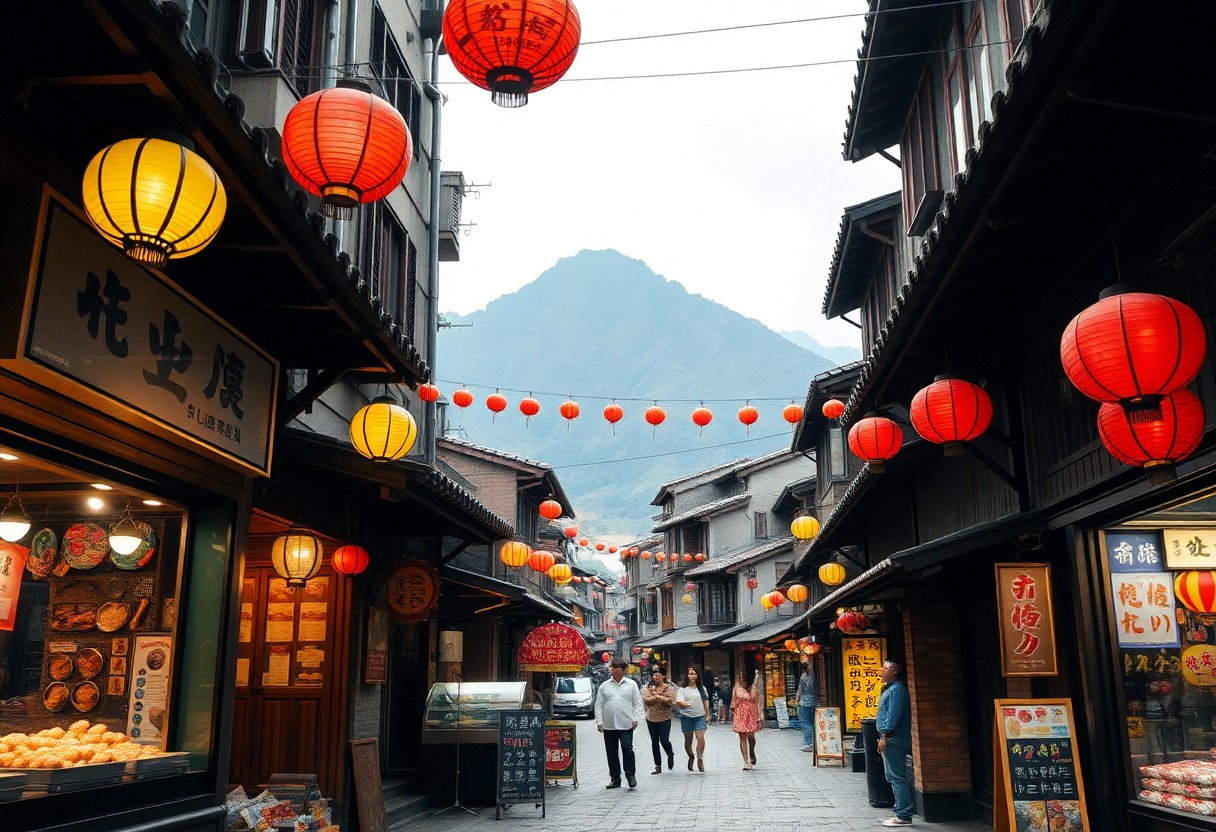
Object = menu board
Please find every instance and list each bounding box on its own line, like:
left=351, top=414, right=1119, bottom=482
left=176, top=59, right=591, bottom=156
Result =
left=260, top=576, right=330, bottom=688
left=125, top=633, right=173, bottom=747
left=842, top=637, right=886, bottom=730
left=544, top=720, right=577, bottom=782
left=993, top=699, right=1089, bottom=832
left=814, top=706, right=844, bottom=765
left=496, top=710, right=545, bottom=818
left=773, top=696, right=791, bottom=728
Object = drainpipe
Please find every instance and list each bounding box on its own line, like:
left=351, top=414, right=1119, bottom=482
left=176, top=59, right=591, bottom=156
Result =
left=423, top=40, right=444, bottom=465
left=342, top=0, right=358, bottom=78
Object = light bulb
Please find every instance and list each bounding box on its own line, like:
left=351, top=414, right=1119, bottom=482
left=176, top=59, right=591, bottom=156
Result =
left=0, top=495, right=30, bottom=542
left=108, top=510, right=145, bottom=555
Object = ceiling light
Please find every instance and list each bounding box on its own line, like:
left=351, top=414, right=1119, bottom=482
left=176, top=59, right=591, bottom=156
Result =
left=87, top=497, right=105, bottom=511
left=141, top=499, right=163, bottom=507
left=0, top=453, right=18, bottom=461
left=0, top=494, right=30, bottom=542
left=107, top=502, right=145, bottom=556
left=91, top=483, right=113, bottom=491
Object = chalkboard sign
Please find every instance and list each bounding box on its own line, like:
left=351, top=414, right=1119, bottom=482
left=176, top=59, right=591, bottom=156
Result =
left=993, top=699, right=1089, bottom=832
left=496, top=710, right=546, bottom=819
left=544, top=720, right=577, bottom=784
left=814, top=706, right=844, bottom=766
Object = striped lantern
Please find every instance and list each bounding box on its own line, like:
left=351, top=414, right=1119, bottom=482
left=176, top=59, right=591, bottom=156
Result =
left=499, top=540, right=530, bottom=568
left=548, top=563, right=573, bottom=584
left=848, top=414, right=903, bottom=473
left=819, top=562, right=847, bottom=587
left=791, top=515, right=820, bottom=540
left=1175, top=571, right=1216, bottom=621
left=1097, top=388, right=1205, bottom=486
left=527, top=550, right=556, bottom=573
left=787, top=584, right=808, bottom=603
left=910, top=376, right=993, bottom=456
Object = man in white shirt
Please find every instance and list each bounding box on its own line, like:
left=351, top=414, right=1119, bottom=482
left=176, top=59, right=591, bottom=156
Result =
left=595, top=657, right=645, bottom=789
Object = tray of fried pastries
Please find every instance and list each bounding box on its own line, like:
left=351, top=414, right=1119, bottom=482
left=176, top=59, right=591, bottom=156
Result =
left=0, top=721, right=171, bottom=794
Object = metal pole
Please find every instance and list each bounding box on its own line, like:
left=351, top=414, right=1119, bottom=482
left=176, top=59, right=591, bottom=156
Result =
left=422, top=41, right=444, bottom=465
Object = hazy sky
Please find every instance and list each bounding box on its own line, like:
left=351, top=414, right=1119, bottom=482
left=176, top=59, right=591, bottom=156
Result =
left=435, top=0, right=899, bottom=349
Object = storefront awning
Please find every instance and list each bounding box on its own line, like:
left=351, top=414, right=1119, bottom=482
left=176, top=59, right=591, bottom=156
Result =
left=522, top=592, right=574, bottom=620
left=640, top=624, right=750, bottom=648
left=720, top=615, right=807, bottom=645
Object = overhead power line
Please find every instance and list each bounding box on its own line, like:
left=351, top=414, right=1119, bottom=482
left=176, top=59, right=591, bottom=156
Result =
left=434, top=379, right=805, bottom=404
left=551, top=431, right=791, bottom=470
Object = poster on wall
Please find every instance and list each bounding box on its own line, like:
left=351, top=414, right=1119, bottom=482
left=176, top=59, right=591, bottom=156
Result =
left=1105, top=532, right=1179, bottom=648
left=365, top=607, right=388, bottom=684
left=1162, top=529, right=1216, bottom=569
left=841, top=637, right=885, bottom=731
left=992, top=698, right=1089, bottom=832
left=125, top=634, right=173, bottom=748
left=994, top=563, right=1058, bottom=676
left=813, top=706, right=844, bottom=766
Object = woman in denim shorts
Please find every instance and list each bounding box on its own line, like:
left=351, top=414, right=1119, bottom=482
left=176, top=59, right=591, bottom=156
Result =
left=675, top=667, right=710, bottom=772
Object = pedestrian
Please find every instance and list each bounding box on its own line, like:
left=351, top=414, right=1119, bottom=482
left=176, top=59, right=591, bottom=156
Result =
left=674, top=667, right=710, bottom=772
left=797, top=661, right=818, bottom=752
left=641, top=666, right=677, bottom=774
left=595, top=657, right=645, bottom=789
left=703, top=666, right=718, bottom=723
left=876, top=660, right=914, bottom=827
left=717, top=673, right=732, bottom=724
left=730, top=668, right=762, bottom=770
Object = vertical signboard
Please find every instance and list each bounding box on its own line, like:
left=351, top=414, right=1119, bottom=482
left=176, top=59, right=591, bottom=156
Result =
left=841, top=637, right=885, bottom=731
left=543, top=720, right=577, bottom=783
left=813, top=706, right=844, bottom=766
left=994, top=563, right=1059, bottom=676
left=1105, top=531, right=1179, bottom=648
left=993, top=699, right=1089, bottom=832
left=126, top=634, right=174, bottom=747
left=496, top=710, right=545, bottom=819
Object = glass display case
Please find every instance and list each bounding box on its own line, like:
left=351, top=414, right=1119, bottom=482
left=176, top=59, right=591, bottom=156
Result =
left=421, top=681, right=529, bottom=744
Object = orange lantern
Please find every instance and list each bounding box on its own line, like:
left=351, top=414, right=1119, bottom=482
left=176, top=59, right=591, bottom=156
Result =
left=520, top=396, right=541, bottom=424
left=528, top=550, right=556, bottom=573
left=417, top=383, right=440, bottom=403
left=641, top=550, right=652, bottom=560
left=645, top=406, right=666, bottom=435
left=332, top=544, right=370, bottom=576
left=608, top=546, right=618, bottom=554
left=578, top=538, right=589, bottom=547
left=682, top=553, right=693, bottom=563
left=822, top=399, right=845, bottom=419
left=539, top=499, right=563, bottom=520
left=784, top=639, right=798, bottom=652
left=498, top=540, right=530, bottom=568
left=738, top=404, right=759, bottom=434
left=848, top=414, right=903, bottom=473
left=442, top=0, right=582, bottom=108
left=783, top=403, right=804, bottom=427
left=564, top=525, right=578, bottom=538
left=694, top=552, right=706, bottom=562
left=595, top=542, right=605, bottom=551
left=1175, top=571, right=1216, bottom=619
left=692, top=405, right=713, bottom=435
left=560, top=400, right=580, bottom=428
left=787, top=584, right=808, bottom=603
left=452, top=388, right=474, bottom=408
left=656, top=552, right=666, bottom=563
left=282, top=80, right=411, bottom=219
left=604, top=402, right=624, bottom=435
left=486, top=392, right=508, bottom=421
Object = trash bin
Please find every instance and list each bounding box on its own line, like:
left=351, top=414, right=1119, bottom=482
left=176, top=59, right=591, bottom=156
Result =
left=861, top=718, right=894, bottom=808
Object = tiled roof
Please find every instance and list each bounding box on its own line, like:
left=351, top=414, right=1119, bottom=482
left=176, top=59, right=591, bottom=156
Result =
left=525, top=592, right=574, bottom=619
left=651, top=494, right=750, bottom=533
left=720, top=615, right=807, bottom=645
left=728, top=449, right=799, bottom=478
left=792, top=362, right=863, bottom=453
left=822, top=193, right=902, bottom=319
left=410, top=466, right=515, bottom=539
left=651, top=458, right=749, bottom=505
left=685, top=537, right=796, bottom=577
left=438, top=436, right=573, bottom=515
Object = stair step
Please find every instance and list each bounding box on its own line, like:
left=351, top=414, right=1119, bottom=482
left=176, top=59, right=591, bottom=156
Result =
left=381, top=778, right=416, bottom=801
left=385, top=793, right=431, bottom=829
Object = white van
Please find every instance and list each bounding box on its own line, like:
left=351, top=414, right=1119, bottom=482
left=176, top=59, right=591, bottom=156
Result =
left=553, top=676, right=595, bottom=718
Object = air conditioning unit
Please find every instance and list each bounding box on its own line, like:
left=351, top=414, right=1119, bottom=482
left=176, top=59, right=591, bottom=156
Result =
left=438, top=170, right=465, bottom=262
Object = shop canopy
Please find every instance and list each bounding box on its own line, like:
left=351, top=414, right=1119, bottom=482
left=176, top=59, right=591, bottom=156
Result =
left=720, top=614, right=808, bottom=646
left=640, top=623, right=749, bottom=649
left=518, top=622, right=591, bottom=672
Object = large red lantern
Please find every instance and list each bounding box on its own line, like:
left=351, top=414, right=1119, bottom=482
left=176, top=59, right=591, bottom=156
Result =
left=848, top=414, right=903, bottom=473
left=822, top=399, right=845, bottom=419
left=837, top=610, right=871, bottom=634
left=442, top=0, right=582, bottom=108
left=332, top=544, right=369, bottom=576
left=910, top=376, right=993, bottom=456
left=692, top=406, right=713, bottom=435
left=417, top=383, right=440, bottom=403
left=783, top=403, right=804, bottom=426
left=528, top=550, right=556, bottom=573
left=282, top=80, right=411, bottom=219
left=738, top=404, right=759, bottom=434
left=539, top=499, right=563, bottom=520
left=452, top=388, right=474, bottom=408
left=1061, top=288, right=1206, bottom=423
left=1097, top=388, right=1205, bottom=486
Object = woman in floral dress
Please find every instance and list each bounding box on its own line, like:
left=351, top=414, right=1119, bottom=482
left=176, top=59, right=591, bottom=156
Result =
left=731, top=669, right=762, bottom=770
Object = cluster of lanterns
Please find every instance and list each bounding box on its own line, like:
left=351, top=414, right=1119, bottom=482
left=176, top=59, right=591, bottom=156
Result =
left=639, top=550, right=708, bottom=567
left=498, top=541, right=579, bottom=584
left=783, top=637, right=821, bottom=656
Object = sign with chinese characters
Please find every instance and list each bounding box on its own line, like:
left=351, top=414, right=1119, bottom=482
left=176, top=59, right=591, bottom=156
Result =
left=1181, top=644, right=1216, bottom=687
left=994, top=563, right=1059, bottom=677
left=992, top=699, right=1090, bottom=832
left=813, top=706, right=844, bottom=765
left=384, top=561, right=438, bottom=621
left=841, top=637, right=885, bottom=731
left=517, top=622, right=591, bottom=672
left=1163, top=529, right=1216, bottom=569
left=20, top=192, right=277, bottom=475
left=544, top=720, right=577, bottom=782
left=496, top=710, right=546, bottom=814
left=0, top=542, right=28, bottom=631
left=1105, top=531, right=1165, bottom=572
left=1109, top=572, right=1180, bottom=648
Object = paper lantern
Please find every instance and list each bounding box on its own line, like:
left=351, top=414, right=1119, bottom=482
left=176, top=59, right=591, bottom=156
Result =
left=682, top=593, right=692, bottom=604
left=784, top=639, right=798, bottom=652
left=837, top=610, right=870, bottom=634
left=578, top=538, right=589, bottom=547
left=608, top=546, right=618, bottom=554
left=760, top=593, right=774, bottom=611
left=656, top=551, right=666, bottom=562
left=769, top=590, right=786, bottom=607
left=573, top=576, right=582, bottom=583
left=685, top=581, right=695, bottom=591
left=548, top=562, right=573, bottom=584
left=738, top=404, right=759, bottom=434
left=787, top=584, right=808, bottom=603
left=910, top=376, right=993, bottom=455
left=1175, top=570, right=1216, bottom=617
left=595, top=542, right=605, bottom=551
left=560, top=400, right=580, bottom=427
left=746, top=576, right=759, bottom=591
left=83, top=135, right=227, bottom=267
left=645, top=406, right=666, bottom=434
left=692, top=406, right=713, bottom=434
left=694, top=552, right=706, bottom=562
left=539, top=499, right=563, bottom=520
left=271, top=527, right=323, bottom=588
left=281, top=81, right=411, bottom=219
left=520, top=397, right=541, bottom=424
left=639, top=658, right=649, bottom=668
left=498, top=540, right=531, bottom=568
left=332, top=544, right=370, bottom=576
left=350, top=396, right=417, bottom=462
left=1061, top=288, right=1206, bottom=423
left=442, top=0, right=582, bottom=107
left=822, top=399, right=845, bottom=419
left=604, top=403, right=624, bottom=434
left=1097, top=388, right=1204, bottom=486
left=417, top=383, right=441, bottom=403
left=564, top=525, right=578, bottom=538
left=819, top=562, right=846, bottom=587
left=848, top=414, right=903, bottom=473
left=452, top=388, right=474, bottom=408
left=783, top=403, right=804, bottom=426
left=682, top=553, right=692, bottom=563
left=528, top=550, right=556, bottom=573
left=602, top=651, right=611, bottom=662
left=486, top=392, right=508, bottom=419
left=791, top=515, right=820, bottom=540
left=641, top=550, right=652, bottom=560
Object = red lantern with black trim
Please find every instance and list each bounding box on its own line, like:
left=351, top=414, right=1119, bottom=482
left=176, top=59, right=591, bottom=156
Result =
left=282, top=80, right=412, bottom=220
left=452, top=388, right=474, bottom=408
left=1061, top=287, right=1206, bottom=423
left=822, top=399, right=845, bottom=419
left=417, top=383, right=440, bottom=403
left=1097, top=387, right=1205, bottom=486
left=910, top=375, right=993, bottom=456
left=442, top=0, right=582, bottom=108
left=539, top=499, right=562, bottom=520
left=332, top=544, right=370, bottom=576
left=848, top=414, right=903, bottom=473
left=783, top=403, right=804, bottom=427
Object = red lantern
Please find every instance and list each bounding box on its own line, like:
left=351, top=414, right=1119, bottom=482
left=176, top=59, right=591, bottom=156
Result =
left=1097, top=388, right=1204, bottom=486
left=656, top=552, right=666, bottom=562
left=578, top=538, right=589, bottom=547
left=281, top=80, right=412, bottom=219
left=848, top=414, right=903, bottom=473
left=783, top=403, right=804, bottom=426
left=685, top=582, right=695, bottom=592
left=822, top=399, right=845, bottom=419
left=639, top=658, right=648, bottom=668
left=452, top=388, right=474, bottom=408
left=608, top=546, right=618, bottom=554
left=694, top=552, right=706, bottom=562
left=602, top=651, right=611, bottom=663
left=738, top=404, right=759, bottom=434
left=604, top=402, right=624, bottom=435
left=692, top=406, right=713, bottom=435
left=641, top=550, right=652, bottom=560
left=910, top=376, right=993, bottom=456
left=837, top=610, right=870, bottom=634
left=1061, top=288, right=1206, bottom=423
left=442, top=0, right=582, bottom=108
left=680, top=553, right=691, bottom=563
left=595, top=542, right=605, bottom=551
left=560, top=400, right=580, bottom=428
left=528, top=550, right=556, bottom=573
left=645, top=406, right=666, bottom=435
left=564, top=525, right=578, bottom=538
left=806, top=641, right=823, bottom=656
left=769, top=590, right=785, bottom=607
left=417, top=383, right=440, bottom=403
left=332, top=544, right=369, bottom=576
left=573, top=576, right=582, bottom=583
left=486, top=392, right=508, bottom=421
left=539, top=499, right=563, bottom=520
left=520, top=396, right=541, bottom=424
left=745, top=576, right=759, bottom=591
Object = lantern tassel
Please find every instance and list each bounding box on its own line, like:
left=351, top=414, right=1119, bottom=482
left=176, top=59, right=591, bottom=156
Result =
left=1144, top=461, right=1178, bottom=487
left=1127, top=399, right=1164, bottom=424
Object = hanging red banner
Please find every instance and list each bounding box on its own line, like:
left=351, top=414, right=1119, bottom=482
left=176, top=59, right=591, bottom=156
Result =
left=518, top=622, right=590, bottom=672
left=0, top=542, right=29, bottom=631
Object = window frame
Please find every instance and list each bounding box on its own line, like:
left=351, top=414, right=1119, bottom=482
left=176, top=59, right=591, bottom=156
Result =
left=753, top=511, right=768, bottom=540
left=901, top=70, right=941, bottom=231
left=697, top=581, right=737, bottom=626
left=371, top=5, right=423, bottom=159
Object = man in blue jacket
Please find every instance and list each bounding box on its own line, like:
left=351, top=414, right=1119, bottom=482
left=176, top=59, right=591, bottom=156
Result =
left=875, top=660, right=913, bottom=827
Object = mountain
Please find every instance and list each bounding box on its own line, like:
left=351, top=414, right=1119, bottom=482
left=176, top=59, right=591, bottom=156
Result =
left=437, top=249, right=835, bottom=538
left=778, top=330, right=860, bottom=365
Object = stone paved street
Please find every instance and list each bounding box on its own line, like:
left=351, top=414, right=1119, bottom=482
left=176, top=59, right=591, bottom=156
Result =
left=394, top=717, right=991, bottom=832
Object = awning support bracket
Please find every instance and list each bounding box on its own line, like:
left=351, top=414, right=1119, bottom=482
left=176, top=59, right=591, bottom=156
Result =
left=277, top=367, right=348, bottom=430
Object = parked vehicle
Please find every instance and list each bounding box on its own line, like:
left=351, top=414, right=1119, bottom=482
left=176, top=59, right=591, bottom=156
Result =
left=553, top=676, right=596, bottom=718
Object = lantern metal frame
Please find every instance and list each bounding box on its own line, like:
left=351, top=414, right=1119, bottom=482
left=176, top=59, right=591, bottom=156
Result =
left=271, top=525, right=324, bottom=588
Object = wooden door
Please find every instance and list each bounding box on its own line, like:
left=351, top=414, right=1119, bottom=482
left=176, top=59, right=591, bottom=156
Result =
left=385, top=617, right=430, bottom=776
left=230, top=565, right=349, bottom=800
left=661, top=587, right=674, bottom=631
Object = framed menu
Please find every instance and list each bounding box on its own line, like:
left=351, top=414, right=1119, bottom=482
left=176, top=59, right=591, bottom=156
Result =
left=993, top=699, right=1089, bottom=832
left=126, top=634, right=174, bottom=747
left=813, top=706, right=844, bottom=766
left=544, top=720, right=577, bottom=783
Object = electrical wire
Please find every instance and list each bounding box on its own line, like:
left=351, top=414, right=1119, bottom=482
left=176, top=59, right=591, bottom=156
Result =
left=434, top=379, right=805, bottom=404
left=549, top=431, right=791, bottom=470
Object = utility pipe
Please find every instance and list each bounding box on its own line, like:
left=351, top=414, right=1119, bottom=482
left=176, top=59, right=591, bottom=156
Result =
left=423, top=40, right=444, bottom=465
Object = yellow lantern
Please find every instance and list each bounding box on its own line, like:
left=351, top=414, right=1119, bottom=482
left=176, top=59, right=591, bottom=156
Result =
left=271, top=526, right=323, bottom=588
left=548, top=563, right=573, bottom=584
left=791, top=515, right=820, bottom=540
left=787, top=583, right=808, bottom=603
left=783, top=639, right=798, bottom=652
left=819, top=562, right=846, bottom=587
left=760, top=592, right=774, bottom=611
left=350, top=397, right=418, bottom=462
left=682, top=593, right=692, bottom=604
left=499, top=540, right=530, bottom=568
left=82, top=136, right=227, bottom=267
